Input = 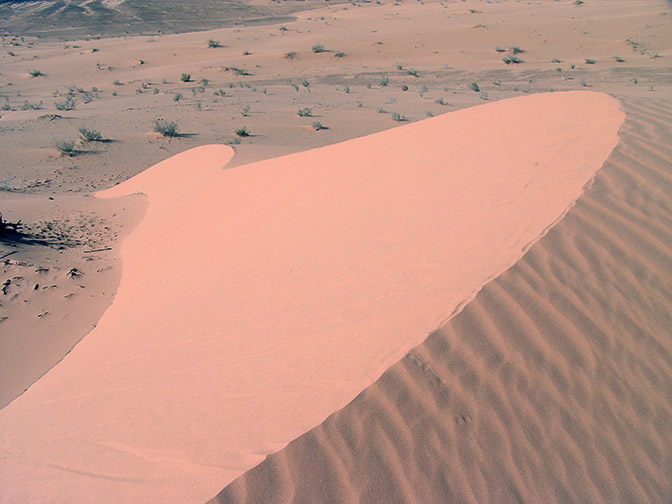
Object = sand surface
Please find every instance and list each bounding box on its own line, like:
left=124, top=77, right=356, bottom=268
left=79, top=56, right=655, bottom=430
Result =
left=211, top=97, right=672, bottom=504
left=0, top=91, right=623, bottom=503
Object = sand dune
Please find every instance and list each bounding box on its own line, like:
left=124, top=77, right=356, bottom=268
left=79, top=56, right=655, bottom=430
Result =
left=210, top=98, right=672, bottom=503
left=0, top=91, right=623, bottom=503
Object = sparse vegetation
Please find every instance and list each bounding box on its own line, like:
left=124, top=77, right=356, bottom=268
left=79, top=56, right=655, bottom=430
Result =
left=234, top=126, right=250, bottom=137
left=298, top=107, right=313, bottom=117
left=502, top=54, right=523, bottom=64
left=153, top=119, right=179, bottom=137
left=495, top=46, right=506, bottom=53
left=29, top=69, right=44, bottom=77
left=78, top=127, right=103, bottom=142
left=510, top=46, right=524, bottom=54
left=230, top=66, right=251, bottom=76
left=285, top=51, right=297, bottom=60
left=401, top=84, right=408, bottom=91
left=614, top=55, right=625, bottom=63
left=301, top=78, right=310, bottom=88
left=334, top=51, right=346, bottom=58
left=312, top=44, right=326, bottom=53
left=54, top=140, right=76, bottom=156
left=208, top=39, right=222, bottom=48
left=113, top=80, right=122, bottom=85
left=180, top=73, right=191, bottom=82
left=435, top=98, right=448, bottom=106
left=468, top=82, right=480, bottom=92
left=173, top=93, right=183, bottom=102
left=585, top=58, right=596, bottom=64
left=391, top=111, right=406, bottom=121
left=407, top=69, right=419, bottom=77
left=312, top=121, right=327, bottom=131
left=343, top=85, right=350, bottom=93
left=380, top=75, right=389, bottom=87
left=241, top=104, right=250, bottom=117
left=551, top=58, right=561, bottom=63
left=20, top=100, right=43, bottom=111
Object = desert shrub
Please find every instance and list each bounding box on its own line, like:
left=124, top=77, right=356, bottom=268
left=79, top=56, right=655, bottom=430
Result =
left=180, top=73, right=191, bottom=82
left=334, top=51, right=346, bottom=58
left=312, top=121, right=327, bottom=130
left=585, top=58, right=596, bottom=64
left=435, top=98, right=448, bottom=106
left=29, top=69, right=44, bottom=77
left=230, top=67, right=251, bottom=76
left=380, top=75, right=389, bottom=87
left=614, top=55, right=625, bottom=63
left=312, top=44, right=325, bottom=53
left=301, top=79, right=310, bottom=87
left=173, top=93, right=183, bottom=102
left=234, top=126, right=250, bottom=137
left=78, top=127, right=102, bottom=141
left=153, top=119, right=179, bottom=137
left=391, top=112, right=406, bottom=121
left=468, top=82, right=480, bottom=92
left=213, top=89, right=225, bottom=96
left=495, top=46, right=506, bottom=53
left=297, top=107, right=313, bottom=117
left=241, top=104, right=250, bottom=116
left=551, top=58, right=561, bottom=63
left=20, top=100, right=43, bottom=111
left=208, top=39, right=222, bottom=48
left=407, top=69, right=419, bottom=77
left=510, top=46, right=524, bottom=54
left=54, top=140, right=76, bottom=156
left=113, top=80, right=122, bottom=85
left=502, top=54, right=523, bottom=64
left=343, top=85, right=350, bottom=93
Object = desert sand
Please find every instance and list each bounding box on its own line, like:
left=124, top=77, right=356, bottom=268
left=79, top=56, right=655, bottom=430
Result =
left=1, top=0, right=671, bottom=503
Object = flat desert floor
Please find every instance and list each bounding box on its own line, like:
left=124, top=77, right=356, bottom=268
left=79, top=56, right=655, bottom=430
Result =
left=1, top=0, right=671, bottom=503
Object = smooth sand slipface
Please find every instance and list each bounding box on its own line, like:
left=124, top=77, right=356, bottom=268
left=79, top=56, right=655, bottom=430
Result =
left=0, top=91, right=623, bottom=503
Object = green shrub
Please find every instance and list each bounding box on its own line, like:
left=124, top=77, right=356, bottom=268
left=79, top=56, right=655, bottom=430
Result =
left=312, top=44, right=325, bottom=53
left=208, top=39, right=222, bottom=48
left=585, top=58, right=596, bottom=64
left=153, top=119, right=179, bottom=137
left=297, top=107, right=313, bottom=117
left=234, top=126, right=250, bottom=137
left=55, top=140, right=76, bottom=156
left=502, top=54, right=523, bottom=64
left=180, top=73, right=191, bottom=82
left=391, top=111, right=406, bottom=121
left=312, top=121, right=327, bottom=131
left=78, top=127, right=103, bottom=142
left=468, top=82, right=480, bottom=92
left=29, top=69, right=44, bottom=77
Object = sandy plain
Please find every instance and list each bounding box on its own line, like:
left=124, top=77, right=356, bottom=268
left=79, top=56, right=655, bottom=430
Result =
left=1, top=0, right=671, bottom=503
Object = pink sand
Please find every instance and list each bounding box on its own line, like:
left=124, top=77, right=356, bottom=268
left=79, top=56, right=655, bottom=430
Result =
left=0, top=91, right=624, bottom=503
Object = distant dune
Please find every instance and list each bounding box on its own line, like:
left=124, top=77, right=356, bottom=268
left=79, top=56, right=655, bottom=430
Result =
left=0, top=91, right=624, bottom=503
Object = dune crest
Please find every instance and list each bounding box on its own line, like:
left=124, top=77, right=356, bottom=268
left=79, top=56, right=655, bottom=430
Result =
left=0, top=91, right=623, bottom=504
